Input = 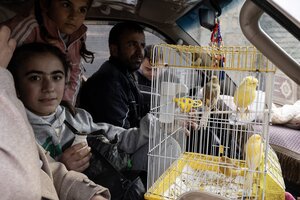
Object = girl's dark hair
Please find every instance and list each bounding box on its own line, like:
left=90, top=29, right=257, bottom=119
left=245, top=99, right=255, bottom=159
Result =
left=8, top=42, right=71, bottom=81
left=34, top=0, right=95, bottom=63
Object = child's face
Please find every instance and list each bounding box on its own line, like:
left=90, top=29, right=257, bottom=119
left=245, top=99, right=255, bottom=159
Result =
left=140, top=57, right=154, bottom=81
left=46, top=0, right=89, bottom=35
left=16, top=53, right=66, bottom=116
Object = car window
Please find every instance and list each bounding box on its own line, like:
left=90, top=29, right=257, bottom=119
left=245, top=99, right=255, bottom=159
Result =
left=259, top=14, right=300, bottom=105
left=176, top=0, right=299, bottom=105
left=83, top=22, right=166, bottom=78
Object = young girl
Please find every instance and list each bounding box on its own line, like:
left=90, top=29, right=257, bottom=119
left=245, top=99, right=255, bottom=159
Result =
left=4, top=0, right=94, bottom=105
left=8, top=43, right=182, bottom=198
left=7, top=42, right=158, bottom=171
left=1, top=26, right=109, bottom=200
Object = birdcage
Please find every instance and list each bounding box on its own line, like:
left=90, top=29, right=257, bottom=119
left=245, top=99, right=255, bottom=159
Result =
left=145, top=44, right=285, bottom=200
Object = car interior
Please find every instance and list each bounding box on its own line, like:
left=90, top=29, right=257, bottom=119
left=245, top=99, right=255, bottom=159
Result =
left=0, top=0, right=299, bottom=199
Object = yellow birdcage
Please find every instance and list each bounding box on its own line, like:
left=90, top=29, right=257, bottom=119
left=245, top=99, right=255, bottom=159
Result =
left=145, top=44, right=285, bottom=200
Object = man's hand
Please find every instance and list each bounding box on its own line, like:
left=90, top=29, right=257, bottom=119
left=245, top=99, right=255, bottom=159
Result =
left=59, top=142, right=92, bottom=172
left=0, top=26, right=16, bottom=69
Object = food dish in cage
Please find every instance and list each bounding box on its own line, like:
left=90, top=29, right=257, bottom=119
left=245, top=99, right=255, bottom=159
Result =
left=176, top=190, right=229, bottom=200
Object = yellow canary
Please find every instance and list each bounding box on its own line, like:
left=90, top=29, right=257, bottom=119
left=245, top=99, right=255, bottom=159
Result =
left=243, top=134, right=263, bottom=195
left=174, top=97, right=202, bottom=113
left=233, top=76, right=258, bottom=119
left=219, top=156, right=245, bottom=177
left=199, top=75, right=220, bottom=129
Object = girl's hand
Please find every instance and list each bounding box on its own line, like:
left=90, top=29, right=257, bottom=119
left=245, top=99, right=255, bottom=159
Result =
left=0, top=26, right=16, bottom=69
left=59, top=142, right=92, bottom=172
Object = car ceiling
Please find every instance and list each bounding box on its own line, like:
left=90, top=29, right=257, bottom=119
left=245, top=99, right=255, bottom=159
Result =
left=87, top=0, right=206, bottom=44
left=87, top=0, right=232, bottom=44
left=89, top=0, right=201, bottom=24
left=0, top=0, right=204, bottom=24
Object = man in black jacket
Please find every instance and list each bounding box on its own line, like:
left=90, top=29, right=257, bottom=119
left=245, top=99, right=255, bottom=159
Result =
left=80, top=22, right=145, bottom=129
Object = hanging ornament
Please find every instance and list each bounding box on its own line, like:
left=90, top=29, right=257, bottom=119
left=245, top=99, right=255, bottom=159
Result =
left=210, top=18, right=223, bottom=48
left=210, top=17, right=225, bottom=80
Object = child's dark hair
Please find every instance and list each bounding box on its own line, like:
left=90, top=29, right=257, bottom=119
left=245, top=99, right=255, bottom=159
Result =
left=8, top=42, right=71, bottom=81
left=109, top=22, right=144, bottom=46
left=144, top=45, right=163, bottom=63
left=144, top=45, right=153, bottom=60
left=34, top=0, right=95, bottom=63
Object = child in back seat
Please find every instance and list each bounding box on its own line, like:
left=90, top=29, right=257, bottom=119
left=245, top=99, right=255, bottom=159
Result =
left=8, top=42, right=182, bottom=198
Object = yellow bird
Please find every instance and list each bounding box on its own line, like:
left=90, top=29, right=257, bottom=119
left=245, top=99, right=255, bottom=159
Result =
left=233, top=76, right=258, bottom=119
left=199, top=75, right=220, bottom=129
left=173, top=97, right=202, bottom=113
left=243, top=134, right=263, bottom=195
left=219, top=156, right=246, bottom=177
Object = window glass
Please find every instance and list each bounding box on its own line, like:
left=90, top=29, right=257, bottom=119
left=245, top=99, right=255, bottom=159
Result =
left=259, top=13, right=300, bottom=104
left=260, top=14, right=300, bottom=63
left=83, top=22, right=165, bottom=78
left=267, top=0, right=300, bottom=26
left=176, top=5, right=202, bottom=44
left=176, top=0, right=299, bottom=105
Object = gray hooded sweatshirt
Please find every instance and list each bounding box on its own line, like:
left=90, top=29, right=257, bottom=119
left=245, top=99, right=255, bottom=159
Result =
left=26, top=105, right=151, bottom=159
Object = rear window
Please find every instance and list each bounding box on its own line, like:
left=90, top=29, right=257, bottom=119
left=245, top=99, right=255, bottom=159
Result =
left=83, top=22, right=165, bottom=78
